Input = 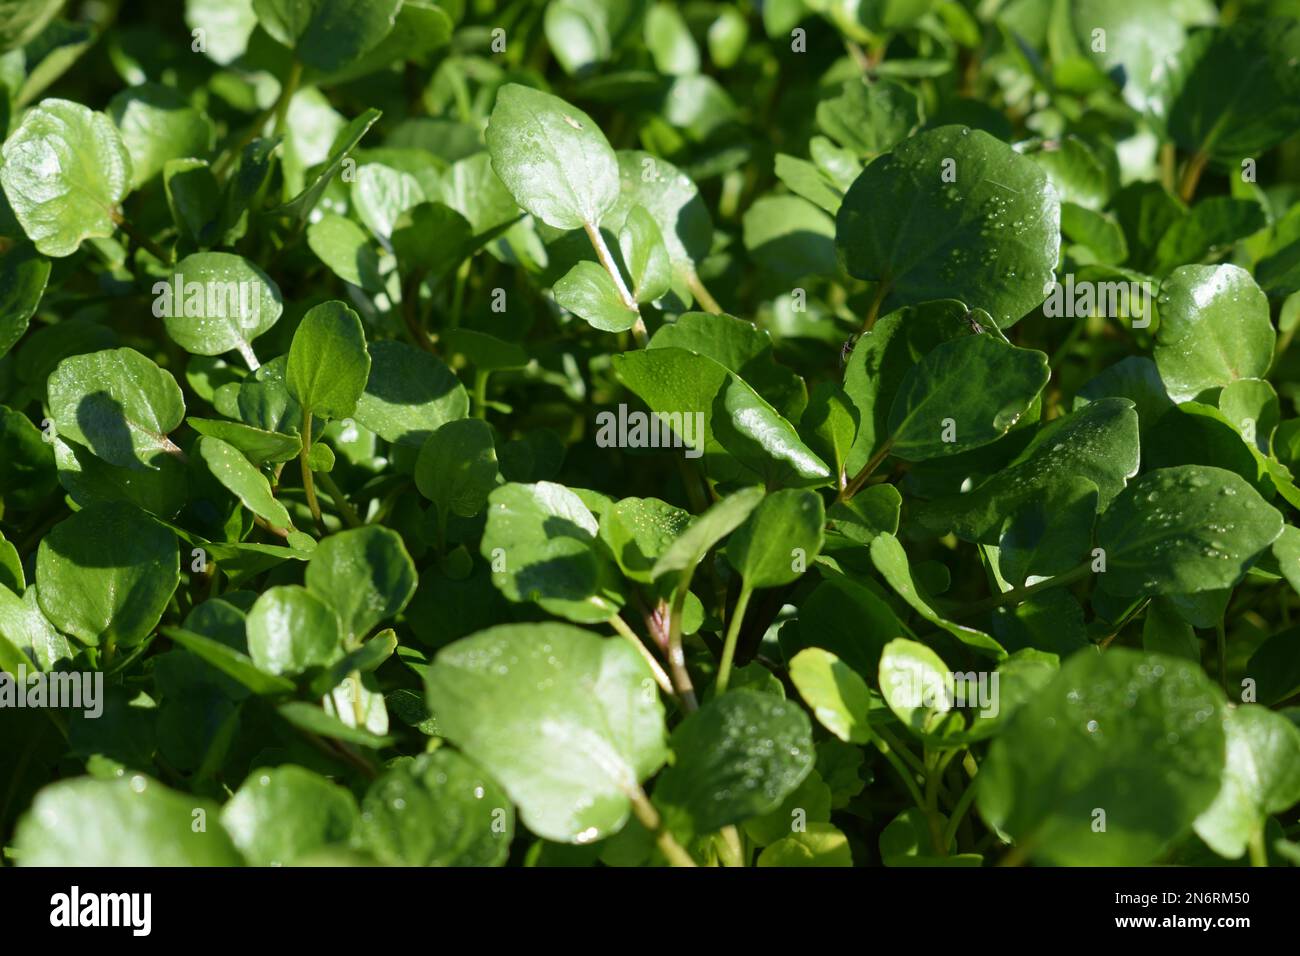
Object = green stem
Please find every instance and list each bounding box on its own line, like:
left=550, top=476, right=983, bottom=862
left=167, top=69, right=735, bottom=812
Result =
left=609, top=614, right=673, bottom=696
left=860, top=280, right=891, bottom=335
left=686, top=270, right=724, bottom=314
left=273, top=59, right=303, bottom=138
left=952, top=560, right=1093, bottom=620
left=942, top=777, right=980, bottom=851
left=583, top=221, right=648, bottom=346
left=874, top=723, right=927, bottom=778
left=316, top=471, right=363, bottom=528
left=299, top=409, right=326, bottom=535
left=1248, top=828, right=1268, bottom=867
left=715, top=582, right=753, bottom=695
left=450, top=259, right=470, bottom=329
left=629, top=789, right=696, bottom=867
left=110, top=210, right=173, bottom=265
left=839, top=439, right=893, bottom=502
left=718, top=826, right=746, bottom=867
left=667, top=577, right=699, bottom=711
left=1178, top=150, right=1209, bottom=204
left=1216, top=618, right=1229, bottom=697
left=473, top=369, right=490, bottom=419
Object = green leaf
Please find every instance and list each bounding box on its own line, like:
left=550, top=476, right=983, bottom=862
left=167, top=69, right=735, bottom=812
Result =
left=15, top=776, right=241, bottom=865
left=870, top=534, right=1005, bottom=658
left=789, top=648, right=873, bottom=744
left=725, top=488, right=824, bottom=589
left=187, top=417, right=301, bottom=466
left=161, top=626, right=296, bottom=696
left=1153, top=198, right=1267, bottom=275
left=978, top=649, right=1227, bottom=865
left=1163, top=19, right=1300, bottom=162
left=618, top=205, right=672, bottom=303
left=757, top=824, right=853, bottom=867
left=743, top=194, right=838, bottom=279
left=1097, top=465, right=1283, bottom=597
left=887, top=334, right=1049, bottom=460
left=645, top=2, right=699, bottom=75
left=156, top=253, right=282, bottom=360
left=841, top=299, right=971, bottom=470
left=653, top=689, right=814, bottom=839
left=47, top=347, right=186, bottom=470
left=1154, top=265, right=1274, bottom=403
left=651, top=485, right=764, bottom=581
left=108, top=83, right=213, bottom=189
left=0, top=0, right=62, bottom=52
left=614, top=347, right=830, bottom=487
left=286, top=300, right=371, bottom=420
left=246, top=585, right=342, bottom=676
left=878, top=638, right=960, bottom=738
left=359, top=750, right=514, bottom=866
left=816, top=78, right=921, bottom=158
left=1193, top=704, right=1300, bottom=859
left=554, top=260, right=639, bottom=332
left=0, top=98, right=132, bottom=257
left=1246, top=625, right=1300, bottom=706
left=36, top=502, right=178, bottom=648
left=221, top=765, right=359, bottom=866
left=426, top=622, right=668, bottom=843
left=351, top=162, right=425, bottom=244
left=1072, top=0, right=1190, bottom=113
left=598, top=496, right=692, bottom=584
left=0, top=242, right=50, bottom=359
left=307, top=213, right=383, bottom=292
left=304, top=526, right=416, bottom=642
left=485, top=84, right=619, bottom=231
left=415, top=418, right=499, bottom=525
left=352, top=340, right=468, bottom=447
left=481, top=481, right=624, bottom=623
left=836, top=126, right=1060, bottom=327
left=605, top=150, right=712, bottom=284
left=390, top=202, right=474, bottom=277
left=253, top=0, right=400, bottom=72
left=269, top=108, right=381, bottom=224
left=198, top=436, right=293, bottom=530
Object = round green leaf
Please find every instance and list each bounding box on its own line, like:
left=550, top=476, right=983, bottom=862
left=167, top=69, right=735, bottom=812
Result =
left=220, top=765, right=359, bottom=866
left=108, top=84, right=214, bottom=189
left=47, top=347, right=186, bottom=470
left=36, top=501, right=179, bottom=648
left=725, top=488, right=824, bottom=588
left=0, top=98, right=132, bottom=257
left=0, top=242, right=50, bottom=359
left=887, top=334, right=1049, bottom=460
left=1193, top=704, right=1300, bottom=859
left=246, top=584, right=342, bottom=676
left=307, top=213, right=383, bottom=292
left=352, top=340, right=468, bottom=447
left=836, top=126, right=1060, bottom=327
left=304, top=526, right=416, bottom=643
left=1097, top=465, right=1283, bottom=597
left=358, top=750, right=514, bottom=866
left=415, top=418, right=499, bottom=523
left=485, top=84, right=619, bottom=231
left=425, top=622, right=668, bottom=844
left=554, top=260, right=639, bottom=332
left=599, top=496, right=692, bottom=584
left=481, top=481, right=624, bottom=623
left=1154, top=264, right=1274, bottom=403
left=789, top=647, right=873, bottom=744
left=286, top=300, right=371, bottom=420
left=15, top=775, right=241, bottom=866
left=653, top=688, right=814, bottom=839
left=978, top=649, right=1227, bottom=866
left=253, top=0, right=400, bottom=72
left=156, top=253, right=282, bottom=360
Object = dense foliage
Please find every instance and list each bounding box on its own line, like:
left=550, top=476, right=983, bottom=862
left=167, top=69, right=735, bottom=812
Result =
left=2, top=0, right=1300, bottom=869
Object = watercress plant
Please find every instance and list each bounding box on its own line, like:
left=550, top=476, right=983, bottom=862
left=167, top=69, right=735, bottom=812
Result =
left=1, top=0, right=1300, bottom=869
